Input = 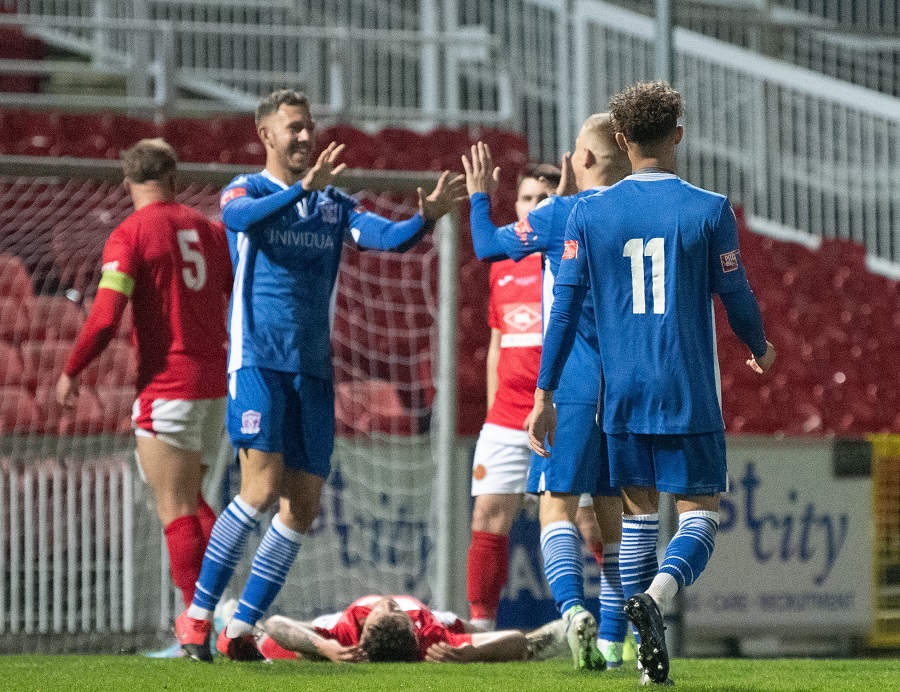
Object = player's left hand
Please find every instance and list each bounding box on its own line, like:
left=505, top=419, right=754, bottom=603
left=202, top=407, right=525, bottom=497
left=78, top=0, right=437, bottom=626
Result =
left=554, top=151, right=578, bottom=196
left=323, top=640, right=367, bottom=663
left=55, top=373, right=79, bottom=408
left=424, top=641, right=477, bottom=663
left=747, top=340, right=776, bottom=374
left=526, top=389, right=557, bottom=458
left=419, top=170, right=467, bottom=220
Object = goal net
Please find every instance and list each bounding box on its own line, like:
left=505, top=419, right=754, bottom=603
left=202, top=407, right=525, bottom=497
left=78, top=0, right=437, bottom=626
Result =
left=0, top=157, right=454, bottom=653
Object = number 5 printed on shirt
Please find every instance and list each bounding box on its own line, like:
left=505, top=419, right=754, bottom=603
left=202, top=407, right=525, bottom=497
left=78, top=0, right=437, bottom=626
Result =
left=177, top=229, right=207, bottom=291
left=623, top=238, right=665, bottom=314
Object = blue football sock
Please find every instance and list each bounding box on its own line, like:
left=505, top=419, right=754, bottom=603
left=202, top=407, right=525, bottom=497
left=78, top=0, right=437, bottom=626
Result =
left=599, top=542, right=628, bottom=643
left=230, top=515, right=302, bottom=632
left=540, top=521, right=585, bottom=616
left=620, top=513, right=660, bottom=603
left=190, top=496, right=259, bottom=615
left=649, top=510, right=720, bottom=612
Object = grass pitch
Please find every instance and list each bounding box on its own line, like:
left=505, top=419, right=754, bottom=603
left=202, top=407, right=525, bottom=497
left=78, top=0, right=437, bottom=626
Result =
left=1, top=656, right=899, bottom=692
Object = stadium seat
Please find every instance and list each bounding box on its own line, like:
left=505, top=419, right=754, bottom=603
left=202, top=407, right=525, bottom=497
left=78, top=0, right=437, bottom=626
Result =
left=34, top=384, right=105, bottom=435
left=334, top=379, right=412, bottom=436
left=20, top=339, right=75, bottom=390
left=81, top=339, right=137, bottom=388
left=0, top=386, right=40, bottom=433
left=94, top=385, right=135, bottom=434
left=0, top=252, right=34, bottom=299
left=29, top=294, right=85, bottom=342
left=0, top=341, right=24, bottom=387
left=0, top=294, right=33, bottom=345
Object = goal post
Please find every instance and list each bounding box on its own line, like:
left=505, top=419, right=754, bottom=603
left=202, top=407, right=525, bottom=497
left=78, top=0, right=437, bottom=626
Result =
left=0, top=154, right=469, bottom=652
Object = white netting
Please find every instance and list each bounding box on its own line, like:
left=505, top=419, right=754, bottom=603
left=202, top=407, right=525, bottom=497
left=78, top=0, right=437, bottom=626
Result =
left=0, top=169, right=439, bottom=649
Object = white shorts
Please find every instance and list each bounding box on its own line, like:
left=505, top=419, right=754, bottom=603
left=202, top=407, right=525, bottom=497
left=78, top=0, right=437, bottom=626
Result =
left=471, top=423, right=531, bottom=496
left=578, top=493, right=594, bottom=508
left=133, top=396, right=227, bottom=463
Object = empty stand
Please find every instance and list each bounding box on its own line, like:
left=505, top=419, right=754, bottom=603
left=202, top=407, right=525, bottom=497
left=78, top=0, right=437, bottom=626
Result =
left=0, top=340, right=24, bottom=387
left=20, top=339, right=74, bottom=390
left=0, top=386, right=39, bottom=433
left=29, top=294, right=84, bottom=341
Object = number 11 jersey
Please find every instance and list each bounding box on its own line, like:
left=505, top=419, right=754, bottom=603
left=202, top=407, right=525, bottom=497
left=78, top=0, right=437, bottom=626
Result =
left=556, top=173, right=753, bottom=436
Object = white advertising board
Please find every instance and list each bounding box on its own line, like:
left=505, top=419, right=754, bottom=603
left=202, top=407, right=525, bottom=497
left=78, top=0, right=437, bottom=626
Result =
left=684, top=436, right=873, bottom=635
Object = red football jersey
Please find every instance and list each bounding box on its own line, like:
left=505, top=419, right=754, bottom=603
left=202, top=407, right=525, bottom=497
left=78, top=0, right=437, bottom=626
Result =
left=100, top=201, right=231, bottom=399
left=485, top=253, right=543, bottom=430
left=314, top=595, right=471, bottom=660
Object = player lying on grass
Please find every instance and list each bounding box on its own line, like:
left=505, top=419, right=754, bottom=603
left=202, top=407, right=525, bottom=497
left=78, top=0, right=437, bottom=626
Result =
left=254, top=595, right=564, bottom=663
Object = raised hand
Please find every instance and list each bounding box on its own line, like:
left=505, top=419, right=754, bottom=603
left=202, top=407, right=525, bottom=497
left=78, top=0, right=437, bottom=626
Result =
left=301, top=141, right=347, bottom=191
left=461, top=141, right=500, bottom=196
left=747, top=340, right=776, bottom=374
left=418, top=170, right=467, bottom=220
left=555, top=151, right=578, bottom=196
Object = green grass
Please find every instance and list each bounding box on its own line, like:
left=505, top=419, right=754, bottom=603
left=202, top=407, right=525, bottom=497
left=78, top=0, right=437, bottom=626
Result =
left=1, top=656, right=899, bottom=692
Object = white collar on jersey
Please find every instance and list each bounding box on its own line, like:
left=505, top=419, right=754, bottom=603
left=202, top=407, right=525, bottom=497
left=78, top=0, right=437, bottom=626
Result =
left=261, top=168, right=290, bottom=189
left=625, top=171, right=680, bottom=182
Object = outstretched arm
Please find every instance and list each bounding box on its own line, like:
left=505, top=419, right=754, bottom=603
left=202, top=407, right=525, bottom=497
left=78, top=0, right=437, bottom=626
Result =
left=424, top=630, right=528, bottom=663
left=352, top=171, right=466, bottom=252
left=222, top=142, right=347, bottom=232
left=264, top=615, right=367, bottom=663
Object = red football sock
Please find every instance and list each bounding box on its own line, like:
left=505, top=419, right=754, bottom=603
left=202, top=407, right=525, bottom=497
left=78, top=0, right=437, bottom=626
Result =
left=164, top=514, right=205, bottom=608
left=590, top=542, right=604, bottom=571
left=196, top=494, right=217, bottom=544
left=466, top=531, right=509, bottom=621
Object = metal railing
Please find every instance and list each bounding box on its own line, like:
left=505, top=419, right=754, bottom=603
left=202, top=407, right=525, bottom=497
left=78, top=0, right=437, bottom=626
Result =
left=3, top=7, right=513, bottom=126
left=574, top=1, right=900, bottom=268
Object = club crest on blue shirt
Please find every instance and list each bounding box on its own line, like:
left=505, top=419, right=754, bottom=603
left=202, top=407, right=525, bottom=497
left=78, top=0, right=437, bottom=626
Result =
left=319, top=200, right=339, bottom=224
left=241, top=410, right=261, bottom=434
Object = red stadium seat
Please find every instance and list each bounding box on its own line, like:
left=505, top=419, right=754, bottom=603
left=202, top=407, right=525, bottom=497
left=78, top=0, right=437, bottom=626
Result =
left=94, top=385, right=135, bottom=434
left=28, top=294, right=85, bottom=342
left=0, top=386, right=39, bottom=433
left=0, top=341, right=24, bottom=387
left=0, top=294, right=33, bottom=345
left=34, top=384, right=105, bottom=434
left=20, top=339, right=74, bottom=390
left=0, top=253, right=33, bottom=299
left=81, top=338, right=137, bottom=388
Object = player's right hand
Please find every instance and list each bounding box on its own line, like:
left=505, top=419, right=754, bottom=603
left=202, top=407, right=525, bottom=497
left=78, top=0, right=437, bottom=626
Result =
left=55, top=373, right=79, bottom=408
left=323, top=641, right=367, bottom=663
left=461, top=141, right=500, bottom=197
left=301, top=141, right=347, bottom=191
left=526, top=389, right=557, bottom=458
left=555, top=151, right=578, bottom=196
left=747, top=340, right=776, bottom=374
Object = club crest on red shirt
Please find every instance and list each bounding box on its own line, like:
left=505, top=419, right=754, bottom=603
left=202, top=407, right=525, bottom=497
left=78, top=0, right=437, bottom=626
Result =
left=562, top=240, right=578, bottom=260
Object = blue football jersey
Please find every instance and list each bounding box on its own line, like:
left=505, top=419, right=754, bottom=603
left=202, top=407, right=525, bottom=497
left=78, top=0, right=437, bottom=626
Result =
left=556, top=173, right=751, bottom=434
left=221, top=170, right=425, bottom=380
left=485, top=188, right=607, bottom=405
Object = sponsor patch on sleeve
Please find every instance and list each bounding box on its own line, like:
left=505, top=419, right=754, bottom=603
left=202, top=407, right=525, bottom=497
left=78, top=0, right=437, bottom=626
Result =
left=562, top=239, right=578, bottom=260
left=720, top=250, right=739, bottom=273
left=220, top=186, right=247, bottom=208
left=514, top=218, right=533, bottom=245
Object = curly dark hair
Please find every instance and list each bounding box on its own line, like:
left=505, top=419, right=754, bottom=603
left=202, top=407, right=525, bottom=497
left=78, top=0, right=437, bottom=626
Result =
left=609, top=81, right=683, bottom=147
left=359, top=612, right=419, bottom=662
left=255, top=89, right=311, bottom=125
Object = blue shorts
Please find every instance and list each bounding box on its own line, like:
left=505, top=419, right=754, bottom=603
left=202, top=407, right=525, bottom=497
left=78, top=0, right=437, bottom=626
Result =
left=606, top=430, right=726, bottom=495
left=526, top=403, right=617, bottom=497
left=226, top=367, right=334, bottom=478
